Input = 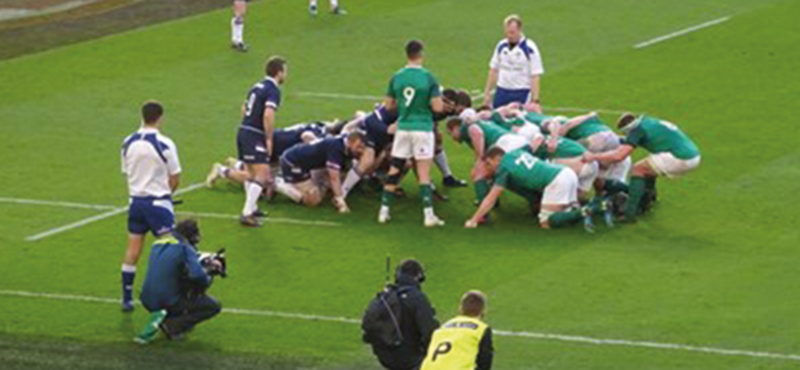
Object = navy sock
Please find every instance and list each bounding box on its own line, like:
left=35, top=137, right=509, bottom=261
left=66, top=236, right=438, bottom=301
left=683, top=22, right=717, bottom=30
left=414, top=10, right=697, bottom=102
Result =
left=121, top=264, right=136, bottom=303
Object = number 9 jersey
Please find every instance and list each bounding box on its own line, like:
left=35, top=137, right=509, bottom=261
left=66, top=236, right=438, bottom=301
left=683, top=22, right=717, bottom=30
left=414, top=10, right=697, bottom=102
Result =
left=420, top=315, right=493, bottom=370
left=386, top=66, right=441, bottom=132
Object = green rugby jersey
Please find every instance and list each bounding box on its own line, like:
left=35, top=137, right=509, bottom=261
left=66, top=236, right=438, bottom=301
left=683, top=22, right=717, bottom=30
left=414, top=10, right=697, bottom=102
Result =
left=495, top=149, right=564, bottom=194
left=460, top=121, right=511, bottom=151
left=564, top=116, right=612, bottom=141
left=533, top=137, right=586, bottom=160
left=386, top=66, right=441, bottom=132
left=624, top=116, right=700, bottom=159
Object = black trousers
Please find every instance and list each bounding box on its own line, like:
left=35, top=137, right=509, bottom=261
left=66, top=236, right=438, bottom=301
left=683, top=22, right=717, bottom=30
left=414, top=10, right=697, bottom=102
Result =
left=161, top=294, right=221, bottom=336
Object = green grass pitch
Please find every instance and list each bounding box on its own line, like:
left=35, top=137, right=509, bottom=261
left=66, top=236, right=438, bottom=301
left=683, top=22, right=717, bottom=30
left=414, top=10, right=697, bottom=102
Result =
left=1, top=0, right=800, bottom=369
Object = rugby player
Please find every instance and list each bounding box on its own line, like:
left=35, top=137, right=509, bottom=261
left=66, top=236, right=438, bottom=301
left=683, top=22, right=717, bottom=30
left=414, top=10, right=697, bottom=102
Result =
left=445, top=112, right=529, bottom=204
left=309, top=0, right=346, bottom=16
left=279, top=132, right=367, bottom=212
left=340, top=104, right=398, bottom=197
left=379, top=40, right=446, bottom=227
left=466, top=147, right=595, bottom=232
left=120, top=101, right=181, bottom=311
left=584, top=114, right=701, bottom=222
left=420, top=291, right=493, bottom=370
left=207, top=121, right=329, bottom=191
left=231, top=0, right=248, bottom=52
left=236, top=57, right=287, bottom=227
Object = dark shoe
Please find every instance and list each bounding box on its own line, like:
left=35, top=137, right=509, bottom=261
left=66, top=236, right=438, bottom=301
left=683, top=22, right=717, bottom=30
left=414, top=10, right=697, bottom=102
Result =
left=231, top=42, right=249, bottom=52
left=240, top=215, right=262, bottom=227
left=332, top=6, right=347, bottom=15
left=252, top=209, right=268, bottom=218
left=121, top=300, right=134, bottom=313
left=442, top=176, right=468, bottom=187
left=433, top=189, right=449, bottom=202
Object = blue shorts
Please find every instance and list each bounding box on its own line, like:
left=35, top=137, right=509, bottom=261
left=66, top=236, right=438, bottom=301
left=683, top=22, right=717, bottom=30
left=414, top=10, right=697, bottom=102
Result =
left=128, top=196, right=175, bottom=236
left=280, top=158, right=310, bottom=184
left=493, top=87, right=531, bottom=108
left=237, top=127, right=269, bottom=164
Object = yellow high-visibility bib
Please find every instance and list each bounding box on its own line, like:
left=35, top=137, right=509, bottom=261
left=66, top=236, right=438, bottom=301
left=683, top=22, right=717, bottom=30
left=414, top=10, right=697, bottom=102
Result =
left=420, top=316, right=488, bottom=370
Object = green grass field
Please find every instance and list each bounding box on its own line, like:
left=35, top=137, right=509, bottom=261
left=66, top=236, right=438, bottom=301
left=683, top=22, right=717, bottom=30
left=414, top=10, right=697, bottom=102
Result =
left=2, top=0, right=800, bottom=369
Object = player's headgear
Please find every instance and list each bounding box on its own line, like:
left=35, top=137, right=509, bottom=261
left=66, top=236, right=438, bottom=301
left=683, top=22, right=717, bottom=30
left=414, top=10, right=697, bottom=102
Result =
left=618, top=113, right=642, bottom=133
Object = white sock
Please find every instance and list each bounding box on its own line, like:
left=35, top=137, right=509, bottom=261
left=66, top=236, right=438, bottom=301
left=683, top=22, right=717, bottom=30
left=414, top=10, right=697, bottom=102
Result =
left=310, top=0, right=318, bottom=8
left=380, top=205, right=390, bottom=214
left=274, top=177, right=303, bottom=203
left=121, top=264, right=136, bottom=273
left=242, top=181, right=263, bottom=216
left=330, top=0, right=338, bottom=8
left=217, top=166, right=230, bottom=177
left=235, top=161, right=244, bottom=171
left=232, top=17, right=244, bottom=43
left=424, top=207, right=435, bottom=219
left=341, top=168, right=362, bottom=198
left=434, top=150, right=453, bottom=178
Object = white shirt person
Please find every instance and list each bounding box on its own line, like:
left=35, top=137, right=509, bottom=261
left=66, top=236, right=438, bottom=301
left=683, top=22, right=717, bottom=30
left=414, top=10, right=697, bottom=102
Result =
left=482, top=15, right=544, bottom=111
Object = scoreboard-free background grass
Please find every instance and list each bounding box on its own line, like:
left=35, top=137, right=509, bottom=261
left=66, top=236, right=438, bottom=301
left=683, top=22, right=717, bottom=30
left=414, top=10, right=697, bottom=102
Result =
left=1, top=0, right=799, bottom=369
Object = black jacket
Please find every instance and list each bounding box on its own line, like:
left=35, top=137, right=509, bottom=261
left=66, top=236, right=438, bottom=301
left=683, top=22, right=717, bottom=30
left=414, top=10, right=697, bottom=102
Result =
left=372, top=274, right=440, bottom=370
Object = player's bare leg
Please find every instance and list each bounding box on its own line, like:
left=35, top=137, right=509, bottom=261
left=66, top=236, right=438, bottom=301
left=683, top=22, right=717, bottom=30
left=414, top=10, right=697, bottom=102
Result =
left=121, top=233, right=145, bottom=312
left=231, top=0, right=248, bottom=52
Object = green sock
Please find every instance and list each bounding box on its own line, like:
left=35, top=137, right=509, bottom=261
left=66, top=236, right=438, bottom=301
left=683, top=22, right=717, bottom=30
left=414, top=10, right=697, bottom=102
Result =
left=548, top=209, right=583, bottom=228
left=645, top=177, right=657, bottom=191
left=603, top=179, right=629, bottom=195
left=625, top=176, right=646, bottom=219
left=420, top=184, right=433, bottom=208
left=381, top=190, right=394, bottom=207
left=474, top=179, right=490, bottom=203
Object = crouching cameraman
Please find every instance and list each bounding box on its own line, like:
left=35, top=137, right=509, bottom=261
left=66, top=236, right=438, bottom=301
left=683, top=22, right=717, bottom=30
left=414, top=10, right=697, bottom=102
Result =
left=134, top=219, right=226, bottom=344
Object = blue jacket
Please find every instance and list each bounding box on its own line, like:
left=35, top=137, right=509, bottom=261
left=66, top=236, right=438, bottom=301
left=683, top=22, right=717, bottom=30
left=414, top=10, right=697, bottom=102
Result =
left=140, top=236, right=211, bottom=311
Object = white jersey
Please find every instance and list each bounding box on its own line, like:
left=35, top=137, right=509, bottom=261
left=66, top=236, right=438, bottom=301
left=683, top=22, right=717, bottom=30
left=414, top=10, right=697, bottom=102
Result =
left=489, top=36, right=544, bottom=90
left=121, top=127, right=181, bottom=198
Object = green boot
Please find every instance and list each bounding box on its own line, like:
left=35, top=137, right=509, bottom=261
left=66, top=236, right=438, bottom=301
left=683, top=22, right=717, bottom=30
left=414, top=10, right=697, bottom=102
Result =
left=134, top=310, right=167, bottom=344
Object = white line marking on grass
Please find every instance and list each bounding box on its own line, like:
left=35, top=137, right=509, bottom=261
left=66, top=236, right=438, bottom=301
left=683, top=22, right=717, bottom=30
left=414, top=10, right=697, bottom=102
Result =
left=24, top=182, right=206, bottom=242
left=0, top=197, right=117, bottom=211
left=176, top=211, right=341, bottom=227
left=634, top=16, right=731, bottom=49
left=2, top=289, right=800, bottom=362
left=296, top=91, right=384, bottom=101
left=297, top=90, right=627, bottom=116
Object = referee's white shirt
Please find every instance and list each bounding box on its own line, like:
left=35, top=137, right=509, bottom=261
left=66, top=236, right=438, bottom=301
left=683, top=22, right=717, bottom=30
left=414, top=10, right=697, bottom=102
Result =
left=489, top=35, right=545, bottom=90
left=121, top=127, right=181, bottom=198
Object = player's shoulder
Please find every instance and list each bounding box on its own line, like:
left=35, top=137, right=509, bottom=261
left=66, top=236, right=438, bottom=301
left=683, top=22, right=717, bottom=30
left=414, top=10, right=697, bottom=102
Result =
left=494, top=38, right=510, bottom=53
left=155, top=133, right=177, bottom=149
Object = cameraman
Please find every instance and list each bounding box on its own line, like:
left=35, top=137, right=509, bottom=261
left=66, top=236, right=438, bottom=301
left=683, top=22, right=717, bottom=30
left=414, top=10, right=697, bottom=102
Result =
left=369, top=259, right=440, bottom=370
left=135, top=219, right=223, bottom=343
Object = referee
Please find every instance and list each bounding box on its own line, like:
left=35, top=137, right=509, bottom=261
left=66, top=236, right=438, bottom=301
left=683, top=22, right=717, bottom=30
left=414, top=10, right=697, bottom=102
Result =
left=482, top=14, right=545, bottom=112
left=119, top=101, right=181, bottom=312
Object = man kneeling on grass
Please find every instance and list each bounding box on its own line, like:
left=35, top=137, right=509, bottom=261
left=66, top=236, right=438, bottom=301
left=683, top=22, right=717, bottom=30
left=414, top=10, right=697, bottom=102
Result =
left=465, top=147, right=597, bottom=232
left=135, top=219, right=224, bottom=344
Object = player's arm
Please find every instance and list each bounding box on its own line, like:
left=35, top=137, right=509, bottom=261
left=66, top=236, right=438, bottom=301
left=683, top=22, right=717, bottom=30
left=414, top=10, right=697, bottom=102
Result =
left=327, top=153, right=349, bottom=212
left=585, top=144, right=634, bottom=164
left=528, top=75, right=542, bottom=113
left=469, top=125, right=486, bottom=160
left=431, top=96, right=445, bottom=113
left=166, top=142, right=182, bottom=192
left=384, top=76, right=398, bottom=111
left=528, top=40, right=545, bottom=113
left=558, top=112, right=597, bottom=136
left=483, top=68, right=499, bottom=106
left=466, top=185, right=505, bottom=228
left=263, top=107, right=275, bottom=155
left=301, top=131, right=320, bottom=143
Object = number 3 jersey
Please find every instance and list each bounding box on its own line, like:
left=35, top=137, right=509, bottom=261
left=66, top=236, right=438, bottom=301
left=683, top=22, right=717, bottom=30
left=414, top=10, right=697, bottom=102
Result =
left=386, top=66, right=441, bottom=132
left=241, top=76, right=281, bottom=135
left=420, top=315, right=493, bottom=370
